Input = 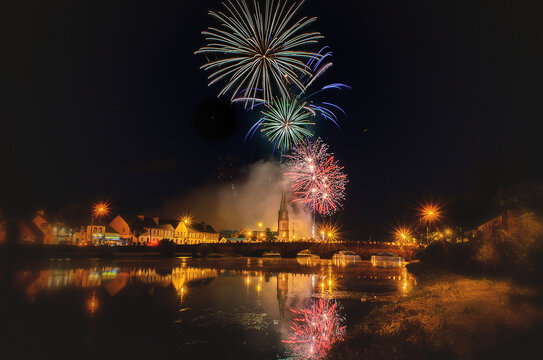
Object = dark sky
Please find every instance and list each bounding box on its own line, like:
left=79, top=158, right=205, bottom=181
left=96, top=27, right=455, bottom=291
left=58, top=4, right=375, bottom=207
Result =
left=4, top=0, right=543, bottom=238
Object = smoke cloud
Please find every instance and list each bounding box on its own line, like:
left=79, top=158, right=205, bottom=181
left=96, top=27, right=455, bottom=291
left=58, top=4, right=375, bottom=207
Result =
left=157, top=159, right=313, bottom=238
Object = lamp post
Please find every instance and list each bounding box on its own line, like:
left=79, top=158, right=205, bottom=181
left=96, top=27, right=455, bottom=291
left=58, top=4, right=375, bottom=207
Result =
left=420, top=205, right=439, bottom=245
left=92, top=202, right=110, bottom=246
left=182, top=217, right=191, bottom=244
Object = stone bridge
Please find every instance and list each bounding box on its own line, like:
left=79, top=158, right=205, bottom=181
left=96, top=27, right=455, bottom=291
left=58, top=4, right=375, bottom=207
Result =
left=174, top=242, right=418, bottom=260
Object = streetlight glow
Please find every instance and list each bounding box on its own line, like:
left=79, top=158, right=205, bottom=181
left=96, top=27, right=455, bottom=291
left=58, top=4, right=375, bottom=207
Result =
left=92, top=202, right=110, bottom=218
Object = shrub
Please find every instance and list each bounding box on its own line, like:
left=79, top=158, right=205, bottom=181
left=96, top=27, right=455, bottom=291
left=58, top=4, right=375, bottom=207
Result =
left=158, top=239, right=175, bottom=257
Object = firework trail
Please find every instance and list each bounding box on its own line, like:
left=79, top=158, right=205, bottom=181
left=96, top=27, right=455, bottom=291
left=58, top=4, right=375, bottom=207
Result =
left=284, top=138, right=347, bottom=216
left=283, top=298, right=346, bottom=360
left=195, top=0, right=323, bottom=106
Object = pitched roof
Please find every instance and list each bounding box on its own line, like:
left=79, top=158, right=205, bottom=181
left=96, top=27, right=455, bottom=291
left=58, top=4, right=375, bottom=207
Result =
left=188, top=222, right=218, bottom=234
left=114, top=215, right=159, bottom=229
left=161, top=219, right=181, bottom=228
left=160, top=223, right=175, bottom=230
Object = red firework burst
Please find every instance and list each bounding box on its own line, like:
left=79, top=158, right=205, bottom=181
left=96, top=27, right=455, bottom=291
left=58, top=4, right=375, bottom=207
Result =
left=282, top=298, right=346, bottom=360
left=284, top=138, right=347, bottom=216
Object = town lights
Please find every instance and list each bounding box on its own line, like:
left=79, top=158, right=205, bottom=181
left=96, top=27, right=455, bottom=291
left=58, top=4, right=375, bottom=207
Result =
left=393, top=226, right=413, bottom=243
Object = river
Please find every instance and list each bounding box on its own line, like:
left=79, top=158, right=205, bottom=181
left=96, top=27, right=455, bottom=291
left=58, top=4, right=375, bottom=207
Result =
left=0, top=256, right=416, bottom=359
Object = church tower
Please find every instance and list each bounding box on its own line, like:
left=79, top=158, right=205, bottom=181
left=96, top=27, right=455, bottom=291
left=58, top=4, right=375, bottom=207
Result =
left=278, top=190, right=289, bottom=241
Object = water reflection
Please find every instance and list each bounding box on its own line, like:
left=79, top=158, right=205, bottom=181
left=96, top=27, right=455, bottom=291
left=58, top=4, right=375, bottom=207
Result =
left=5, top=259, right=416, bottom=360
left=16, top=264, right=218, bottom=303
left=283, top=298, right=346, bottom=360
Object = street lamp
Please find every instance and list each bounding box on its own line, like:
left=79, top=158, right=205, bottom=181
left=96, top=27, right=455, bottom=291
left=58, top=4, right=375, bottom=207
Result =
left=92, top=202, right=110, bottom=245
left=419, top=203, right=441, bottom=244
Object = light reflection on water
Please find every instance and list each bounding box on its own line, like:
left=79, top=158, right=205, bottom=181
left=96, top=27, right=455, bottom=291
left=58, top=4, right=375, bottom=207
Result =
left=4, top=258, right=415, bottom=359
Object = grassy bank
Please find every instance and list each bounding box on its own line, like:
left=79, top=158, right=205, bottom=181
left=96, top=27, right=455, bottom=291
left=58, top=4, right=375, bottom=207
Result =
left=328, top=262, right=543, bottom=359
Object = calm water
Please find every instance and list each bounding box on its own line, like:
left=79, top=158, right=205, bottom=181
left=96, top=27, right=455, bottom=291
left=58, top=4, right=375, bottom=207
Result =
left=0, top=257, right=415, bottom=359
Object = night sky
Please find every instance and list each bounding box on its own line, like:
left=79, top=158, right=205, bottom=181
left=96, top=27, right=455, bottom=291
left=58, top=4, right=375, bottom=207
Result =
left=4, top=0, right=543, bottom=238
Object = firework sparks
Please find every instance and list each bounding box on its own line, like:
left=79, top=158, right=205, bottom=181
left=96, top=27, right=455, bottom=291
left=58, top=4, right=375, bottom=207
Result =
left=300, top=47, right=351, bottom=129
left=284, top=138, right=347, bottom=216
left=247, top=47, right=350, bottom=152
left=196, top=0, right=323, bottom=106
left=283, top=298, right=346, bottom=360
left=247, top=96, right=315, bottom=153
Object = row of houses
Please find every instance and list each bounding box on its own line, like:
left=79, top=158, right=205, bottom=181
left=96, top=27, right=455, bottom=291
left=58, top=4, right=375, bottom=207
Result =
left=0, top=210, right=219, bottom=246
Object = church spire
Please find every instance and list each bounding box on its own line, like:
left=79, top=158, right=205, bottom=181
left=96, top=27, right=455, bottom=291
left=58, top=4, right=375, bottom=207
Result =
left=278, top=190, right=289, bottom=241
left=279, top=190, right=287, bottom=213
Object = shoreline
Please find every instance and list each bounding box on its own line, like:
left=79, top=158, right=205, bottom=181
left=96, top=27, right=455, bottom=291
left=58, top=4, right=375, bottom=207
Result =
left=327, top=262, right=543, bottom=359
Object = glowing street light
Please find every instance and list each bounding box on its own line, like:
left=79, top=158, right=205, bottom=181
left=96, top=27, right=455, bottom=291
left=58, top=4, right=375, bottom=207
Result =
left=90, top=202, right=110, bottom=245
left=418, top=202, right=443, bottom=244
left=92, top=202, right=110, bottom=218
left=420, top=204, right=441, bottom=224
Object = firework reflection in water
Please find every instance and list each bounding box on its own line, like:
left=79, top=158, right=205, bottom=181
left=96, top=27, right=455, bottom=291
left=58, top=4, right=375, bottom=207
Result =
left=283, top=298, right=346, bottom=360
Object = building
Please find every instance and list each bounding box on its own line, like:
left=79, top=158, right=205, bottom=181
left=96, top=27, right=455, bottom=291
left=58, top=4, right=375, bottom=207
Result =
left=109, top=214, right=139, bottom=244
left=134, top=216, right=173, bottom=245
left=166, top=220, right=219, bottom=244
left=82, top=222, right=107, bottom=245
left=103, top=226, right=124, bottom=245
left=32, top=210, right=55, bottom=244
left=108, top=215, right=174, bottom=245
left=167, top=219, right=189, bottom=244
left=186, top=222, right=219, bottom=244
left=477, top=209, right=513, bottom=242
left=277, top=190, right=289, bottom=241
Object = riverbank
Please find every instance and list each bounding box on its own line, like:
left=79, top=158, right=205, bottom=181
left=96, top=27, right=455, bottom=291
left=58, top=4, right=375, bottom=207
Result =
left=328, top=262, right=543, bottom=359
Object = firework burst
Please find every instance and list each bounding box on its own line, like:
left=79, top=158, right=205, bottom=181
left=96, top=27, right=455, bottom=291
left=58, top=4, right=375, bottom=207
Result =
left=196, top=0, right=323, bottom=106
left=247, top=96, right=315, bottom=153
left=247, top=46, right=350, bottom=152
left=284, top=138, right=347, bottom=216
left=283, top=298, right=346, bottom=360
